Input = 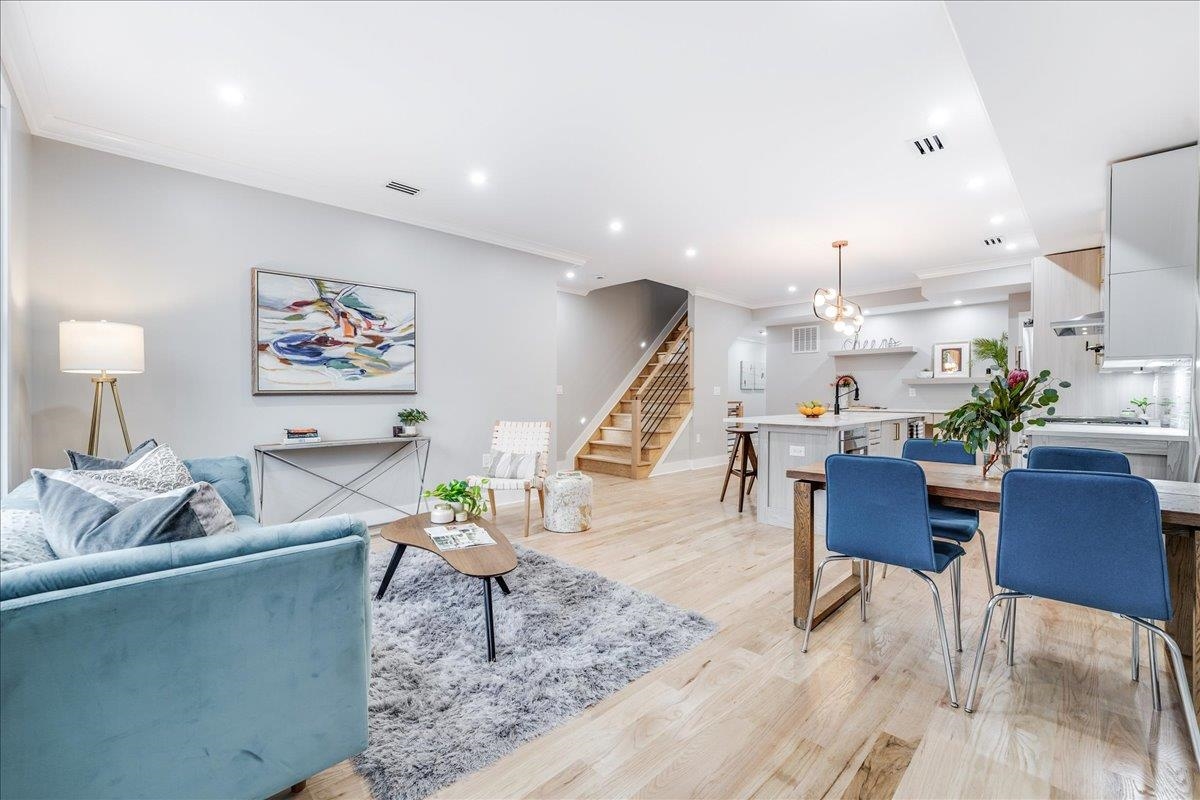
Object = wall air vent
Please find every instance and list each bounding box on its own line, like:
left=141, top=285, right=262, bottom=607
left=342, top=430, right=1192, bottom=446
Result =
left=911, top=134, right=945, bottom=155
left=792, top=325, right=819, bottom=354
left=984, top=236, right=1004, bottom=246
left=384, top=181, right=421, bottom=196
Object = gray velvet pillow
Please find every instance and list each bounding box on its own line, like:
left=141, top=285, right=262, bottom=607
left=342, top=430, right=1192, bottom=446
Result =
left=33, top=470, right=237, bottom=558
left=66, top=438, right=158, bottom=471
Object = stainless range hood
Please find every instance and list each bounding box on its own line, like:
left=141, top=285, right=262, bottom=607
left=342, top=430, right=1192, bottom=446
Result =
left=1050, top=311, right=1104, bottom=337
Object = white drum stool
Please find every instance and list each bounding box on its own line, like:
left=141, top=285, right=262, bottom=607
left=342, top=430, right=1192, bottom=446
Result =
left=542, top=471, right=593, bottom=533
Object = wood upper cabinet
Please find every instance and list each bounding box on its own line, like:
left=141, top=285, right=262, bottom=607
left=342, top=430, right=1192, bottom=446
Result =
left=1108, top=145, right=1199, bottom=275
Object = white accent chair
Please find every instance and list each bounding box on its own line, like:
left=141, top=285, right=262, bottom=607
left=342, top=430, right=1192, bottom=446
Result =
left=467, top=420, right=551, bottom=537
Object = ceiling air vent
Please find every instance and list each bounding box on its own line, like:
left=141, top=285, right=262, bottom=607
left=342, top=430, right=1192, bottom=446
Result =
left=911, top=134, right=945, bottom=155
left=984, top=236, right=1004, bottom=246
left=792, top=325, right=818, bottom=354
left=384, top=180, right=421, bottom=196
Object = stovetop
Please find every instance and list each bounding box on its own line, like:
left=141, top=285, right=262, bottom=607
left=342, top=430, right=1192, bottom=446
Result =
left=1042, top=416, right=1148, bottom=426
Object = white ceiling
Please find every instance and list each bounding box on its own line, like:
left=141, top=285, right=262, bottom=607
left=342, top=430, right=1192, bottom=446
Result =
left=1, top=2, right=1194, bottom=308
left=946, top=0, right=1199, bottom=255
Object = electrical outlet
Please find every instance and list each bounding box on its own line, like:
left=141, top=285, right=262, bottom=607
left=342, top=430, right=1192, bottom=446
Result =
left=789, top=445, right=806, bottom=457
left=695, top=433, right=701, bottom=443
left=908, top=388, right=918, bottom=398
left=712, top=385, right=721, bottom=396
left=555, top=385, right=564, bottom=396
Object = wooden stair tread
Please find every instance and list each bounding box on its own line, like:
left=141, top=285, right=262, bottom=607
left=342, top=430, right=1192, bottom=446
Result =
left=578, top=453, right=653, bottom=467
left=589, top=440, right=662, bottom=451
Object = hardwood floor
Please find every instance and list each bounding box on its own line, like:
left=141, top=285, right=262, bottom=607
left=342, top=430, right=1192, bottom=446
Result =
left=296, top=466, right=1197, bottom=799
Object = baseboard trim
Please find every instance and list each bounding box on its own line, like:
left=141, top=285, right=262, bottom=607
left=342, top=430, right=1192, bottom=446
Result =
left=650, top=454, right=727, bottom=476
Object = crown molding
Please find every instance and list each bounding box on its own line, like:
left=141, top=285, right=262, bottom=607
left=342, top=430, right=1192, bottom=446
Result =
left=556, top=284, right=591, bottom=296
left=914, top=255, right=1032, bottom=281
left=691, top=287, right=754, bottom=309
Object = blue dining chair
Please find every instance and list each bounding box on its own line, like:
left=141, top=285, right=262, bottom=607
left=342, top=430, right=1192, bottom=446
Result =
left=900, top=438, right=995, bottom=598
left=963, top=469, right=1200, bottom=769
left=802, top=454, right=965, bottom=707
left=1025, top=446, right=1151, bottom=699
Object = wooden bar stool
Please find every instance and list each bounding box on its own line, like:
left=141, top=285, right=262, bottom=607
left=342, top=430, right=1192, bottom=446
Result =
left=720, top=427, right=758, bottom=512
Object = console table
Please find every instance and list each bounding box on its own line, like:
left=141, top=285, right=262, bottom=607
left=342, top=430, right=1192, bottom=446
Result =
left=253, top=436, right=431, bottom=524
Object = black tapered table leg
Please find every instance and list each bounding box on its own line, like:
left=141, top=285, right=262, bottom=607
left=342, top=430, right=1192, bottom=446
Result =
left=482, top=577, right=496, bottom=661
left=375, top=544, right=407, bottom=600
left=495, top=575, right=511, bottom=595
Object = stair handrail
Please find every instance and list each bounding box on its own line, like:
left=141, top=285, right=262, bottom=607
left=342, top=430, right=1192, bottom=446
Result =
left=634, top=326, right=691, bottom=399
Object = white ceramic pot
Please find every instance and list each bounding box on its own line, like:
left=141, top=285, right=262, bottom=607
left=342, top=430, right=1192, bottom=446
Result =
left=402, top=425, right=419, bottom=436
left=430, top=504, right=455, bottom=524
left=454, top=510, right=469, bottom=523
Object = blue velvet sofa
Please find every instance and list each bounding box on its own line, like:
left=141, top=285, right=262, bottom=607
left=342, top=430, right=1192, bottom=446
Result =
left=0, top=456, right=370, bottom=800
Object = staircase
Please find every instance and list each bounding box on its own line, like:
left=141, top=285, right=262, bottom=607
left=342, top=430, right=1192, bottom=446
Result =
left=576, top=316, right=693, bottom=479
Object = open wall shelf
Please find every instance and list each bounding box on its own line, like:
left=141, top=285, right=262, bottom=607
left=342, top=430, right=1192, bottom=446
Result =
left=828, top=346, right=918, bottom=358
left=902, top=377, right=991, bottom=385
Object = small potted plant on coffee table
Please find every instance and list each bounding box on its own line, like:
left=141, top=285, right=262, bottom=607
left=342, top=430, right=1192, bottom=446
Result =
left=395, top=408, right=428, bottom=437
left=424, top=479, right=489, bottom=521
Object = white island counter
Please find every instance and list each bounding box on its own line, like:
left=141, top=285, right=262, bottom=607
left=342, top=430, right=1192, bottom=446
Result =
left=725, top=412, right=918, bottom=527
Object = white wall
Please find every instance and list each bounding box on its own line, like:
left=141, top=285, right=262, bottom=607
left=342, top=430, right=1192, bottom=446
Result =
left=1, top=67, right=34, bottom=492
left=25, top=139, right=559, bottom=522
left=555, top=280, right=686, bottom=459
left=765, top=301, right=1013, bottom=414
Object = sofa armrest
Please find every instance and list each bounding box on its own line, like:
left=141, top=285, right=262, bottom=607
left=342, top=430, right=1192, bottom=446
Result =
left=0, top=515, right=366, bottom=602
left=0, top=523, right=369, bottom=799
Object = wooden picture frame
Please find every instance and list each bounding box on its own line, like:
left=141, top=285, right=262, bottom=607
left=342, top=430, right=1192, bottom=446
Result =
left=252, top=268, right=417, bottom=395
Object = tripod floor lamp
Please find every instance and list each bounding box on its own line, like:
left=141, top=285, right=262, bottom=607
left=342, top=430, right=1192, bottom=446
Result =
left=59, top=320, right=145, bottom=456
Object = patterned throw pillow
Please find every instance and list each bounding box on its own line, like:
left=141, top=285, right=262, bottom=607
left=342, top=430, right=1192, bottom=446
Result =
left=84, top=444, right=194, bottom=494
left=486, top=449, right=538, bottom=480
left=0, top=508, right=57, bottom=571
left=65, top=438, right=158, bottom=471
left=33, top=470, right=237, bottom=559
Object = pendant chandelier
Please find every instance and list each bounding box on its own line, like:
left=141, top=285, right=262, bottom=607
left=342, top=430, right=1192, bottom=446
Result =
left=813, top=240, right=864, bottom=334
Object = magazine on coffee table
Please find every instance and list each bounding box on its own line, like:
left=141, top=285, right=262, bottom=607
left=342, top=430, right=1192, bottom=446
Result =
left=425, top=523, right=495, bottom=551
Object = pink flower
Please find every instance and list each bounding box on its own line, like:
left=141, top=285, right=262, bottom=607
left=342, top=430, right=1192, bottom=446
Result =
left=1007, top=369, right=1029, bottom=389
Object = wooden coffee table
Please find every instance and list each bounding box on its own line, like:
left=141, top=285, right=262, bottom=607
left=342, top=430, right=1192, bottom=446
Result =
left=375, top=513, right=518, bottom=661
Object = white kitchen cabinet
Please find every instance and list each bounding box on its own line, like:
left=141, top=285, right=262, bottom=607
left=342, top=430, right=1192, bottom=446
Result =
left=1104, top=265, right=1195, bottom=360
left=1108, top=145, right=1198, bottom=275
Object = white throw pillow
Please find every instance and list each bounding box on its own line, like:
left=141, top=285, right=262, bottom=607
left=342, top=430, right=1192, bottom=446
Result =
left=487, top=449, right=538, bottom=480
left=82, top=444, right=195, bottom=494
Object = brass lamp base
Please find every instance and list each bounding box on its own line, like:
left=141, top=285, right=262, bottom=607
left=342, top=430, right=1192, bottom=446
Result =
left=87, top=373, right=134, bottom=456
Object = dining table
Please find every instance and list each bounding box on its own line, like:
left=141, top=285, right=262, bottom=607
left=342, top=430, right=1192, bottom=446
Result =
left=786, top=459, right=1200, bottom=705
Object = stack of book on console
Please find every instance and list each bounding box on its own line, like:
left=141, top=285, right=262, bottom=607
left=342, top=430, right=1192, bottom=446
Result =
left=283, top=427, right=320, bottom=444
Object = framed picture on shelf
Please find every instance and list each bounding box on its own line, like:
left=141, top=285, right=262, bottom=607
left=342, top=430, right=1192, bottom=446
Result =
left=932, top=341, right=970, bottom=378
left=252, top=268, right=417, bottom=395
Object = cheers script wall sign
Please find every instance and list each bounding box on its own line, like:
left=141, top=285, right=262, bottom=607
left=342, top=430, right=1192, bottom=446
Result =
left=842, top=336, right=903, bottom=350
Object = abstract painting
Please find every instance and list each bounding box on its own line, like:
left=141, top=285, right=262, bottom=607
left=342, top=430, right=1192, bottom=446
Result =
left=252, top=268, right=416, bottom=394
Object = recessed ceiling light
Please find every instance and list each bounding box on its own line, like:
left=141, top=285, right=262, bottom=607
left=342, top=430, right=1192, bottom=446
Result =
left=787, top=285, right=797, bottom=293
left=609, top=219, right=624, bottom=233
left=217, top=85, right=245, bottom=106
left=966, top=176, right=985, bottom=191
left=684, top=247, right=697, bottom=259
left=953, top=299, right=964, bottom=306
left=989, top=214, right=1005, bottom=225
left=863, top=309, right=871, bottom=316
left=468, top=170, right=487, bottom=186
left=565, top=270, right=576, bottom=279
left=928, top=108, right=950, bottom=127
left=1005, top=242, right=1018, bottom=251
left=579, top=417, right=587, bottom=424
left=640, top=341, right=647, bottom=348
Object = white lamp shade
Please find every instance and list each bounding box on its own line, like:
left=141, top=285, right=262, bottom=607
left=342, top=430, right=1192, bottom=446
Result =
left=59, top=321, right=145, bottom=374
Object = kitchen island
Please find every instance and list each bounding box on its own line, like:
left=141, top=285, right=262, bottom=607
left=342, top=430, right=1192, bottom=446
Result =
left=1025, top=422, right=1190, bottom=480
left=725, top=412, right=917, bottom=527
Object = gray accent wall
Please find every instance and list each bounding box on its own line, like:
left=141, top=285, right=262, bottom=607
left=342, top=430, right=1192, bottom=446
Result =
left=23, top=139, right=559, bottom=520
left=555, top=280, right=686, bottom=460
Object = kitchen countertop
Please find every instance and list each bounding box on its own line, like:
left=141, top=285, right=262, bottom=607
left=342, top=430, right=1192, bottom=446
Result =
left=724, top=412, right=914, bottom=429
left=1026, top=422, right=1189, bottom=441
left=841, top=407, right=949, bottom=415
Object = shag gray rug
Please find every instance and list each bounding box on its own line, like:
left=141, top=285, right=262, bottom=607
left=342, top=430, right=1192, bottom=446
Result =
left=353, top=543, right=717, bottom=800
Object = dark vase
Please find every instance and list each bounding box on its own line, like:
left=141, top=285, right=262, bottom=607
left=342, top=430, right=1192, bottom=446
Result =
left=392, top=426, right=405, bottom=438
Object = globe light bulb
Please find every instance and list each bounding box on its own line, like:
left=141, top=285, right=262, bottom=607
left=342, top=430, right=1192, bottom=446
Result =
left=814, top=293, right=827, bottom=308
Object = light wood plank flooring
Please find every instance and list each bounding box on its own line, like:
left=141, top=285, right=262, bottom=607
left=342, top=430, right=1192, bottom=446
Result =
left=295, top=466, right=1197, bottom=799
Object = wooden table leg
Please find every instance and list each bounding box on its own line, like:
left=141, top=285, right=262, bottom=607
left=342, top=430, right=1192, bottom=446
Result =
left=793, top=480, right=861, bottom=630
left=1164, top=530, right=1198, bottom=707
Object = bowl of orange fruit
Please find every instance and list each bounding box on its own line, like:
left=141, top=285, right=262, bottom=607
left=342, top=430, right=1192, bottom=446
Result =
left=796, top=400, right=828, bottom=418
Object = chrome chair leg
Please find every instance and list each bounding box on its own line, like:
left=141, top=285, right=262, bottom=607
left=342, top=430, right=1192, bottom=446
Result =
left=1000, top=595, right=1013, bottom=642
left=1124, top=616, right=1200, bottom=769
left=1147, top=624, right=1162, bottom=711
left=881, top=563, right=888, bottom=580
left=950, top=558, right=963, bottom=652
left=859, top=561, right=869, bottom=621
left=1006, top=597, right=1018, bottom=666
left=1131, top=623, right=1140, bottom=682
left=911, top=569, right=959, bottom=708
left=975, top=529, right=996, bottom=597
left=965, top=592, right=1030, bottom=713
left=802, top=555, right=851, bottom=653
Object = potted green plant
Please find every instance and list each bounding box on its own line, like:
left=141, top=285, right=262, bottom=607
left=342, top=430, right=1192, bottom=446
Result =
left=395, top=408, right=428, bottom=437
left=423, top=479, right=489, bottom=519
left=971, top=332, right=1009, bottom=375
left=934, top=368, right=1071, bottom=478
left=1130, top=397, right=1152, bottom=421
